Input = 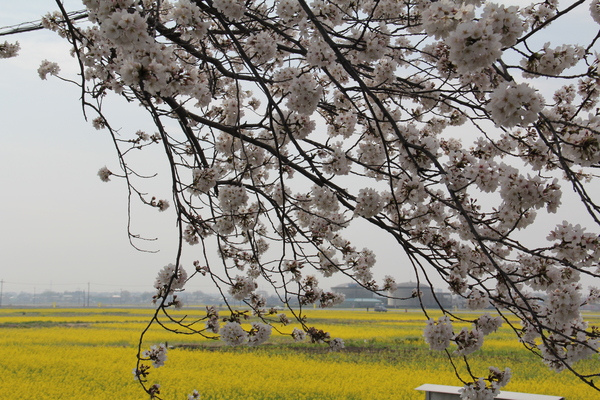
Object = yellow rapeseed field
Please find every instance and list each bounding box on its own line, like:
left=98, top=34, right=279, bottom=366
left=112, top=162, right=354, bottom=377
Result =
left=0, top=307, right=598, bottom=399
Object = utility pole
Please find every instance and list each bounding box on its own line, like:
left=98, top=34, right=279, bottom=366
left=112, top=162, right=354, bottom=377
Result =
left=87, top=282, right=90, bottom=307
left=0, top=279, right=3, bottom=307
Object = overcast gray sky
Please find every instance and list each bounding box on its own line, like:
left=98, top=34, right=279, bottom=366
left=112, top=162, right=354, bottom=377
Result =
left=0, top=1, right=183, bottom=294
left=1, top=1, right=599, bottom=297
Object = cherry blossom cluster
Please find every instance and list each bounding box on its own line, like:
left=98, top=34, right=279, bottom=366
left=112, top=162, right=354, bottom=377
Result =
left=220, top=321, right=272, bottom=347
left=487, top=82, right=545, bottom=128
left=205, top=306, right=220, bottom=334
left=292, top=327, right=307, bottom=342
left=475, top=314, right=503, bottom=336
left=218, top=185, right=249, bottom=212
left=522, top=43, right=585, bottom=78
left=213, top=0, right=245, bottom=21
left=421, top=1, right=475, bottom=40
left=220, top=321, right=248, bottom=346
left=152, top=264, right=187, bottom=306
left=247, top=322, right=273, bottom=346
left=37, top=60, right=60, bottom=80
left=466, top=289, right=489, bottom=311
left=143, top=343, right=168, bottom=368
left=187, top=390, right=200, bottom=400
left=458, top=367, right=511, bottom=400
left=97, top=166, right=112, bottom=182
left=424, top=314, right=505, bottom=359
left=424, top=316, right=454, bottom=351
left=0, top=41, right=20, bottom=58
left=228, top=275, right=258, bottom=301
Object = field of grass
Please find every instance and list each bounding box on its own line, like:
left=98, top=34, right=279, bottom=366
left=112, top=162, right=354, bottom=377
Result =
left=0, top=307, right=598, bottom=399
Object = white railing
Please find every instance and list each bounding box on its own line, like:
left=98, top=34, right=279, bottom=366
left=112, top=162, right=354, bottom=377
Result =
left=414, top=384, right=564, bottom=400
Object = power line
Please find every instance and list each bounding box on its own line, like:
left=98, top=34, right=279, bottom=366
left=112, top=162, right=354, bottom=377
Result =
left=0, top=10, right=88, bottom=37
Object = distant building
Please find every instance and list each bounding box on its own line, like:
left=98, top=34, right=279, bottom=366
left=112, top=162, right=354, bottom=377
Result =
left=387, top=282, right=452, bottom=309
left=331, top=282, right=374, bottom=299
left=330, top=281, right=453, bottom=309
left=330, top=282, right=385, bottom=309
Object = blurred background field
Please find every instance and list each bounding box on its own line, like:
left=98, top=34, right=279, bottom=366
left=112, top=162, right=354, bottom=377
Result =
left=0, top=307, right=598, bottom=400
